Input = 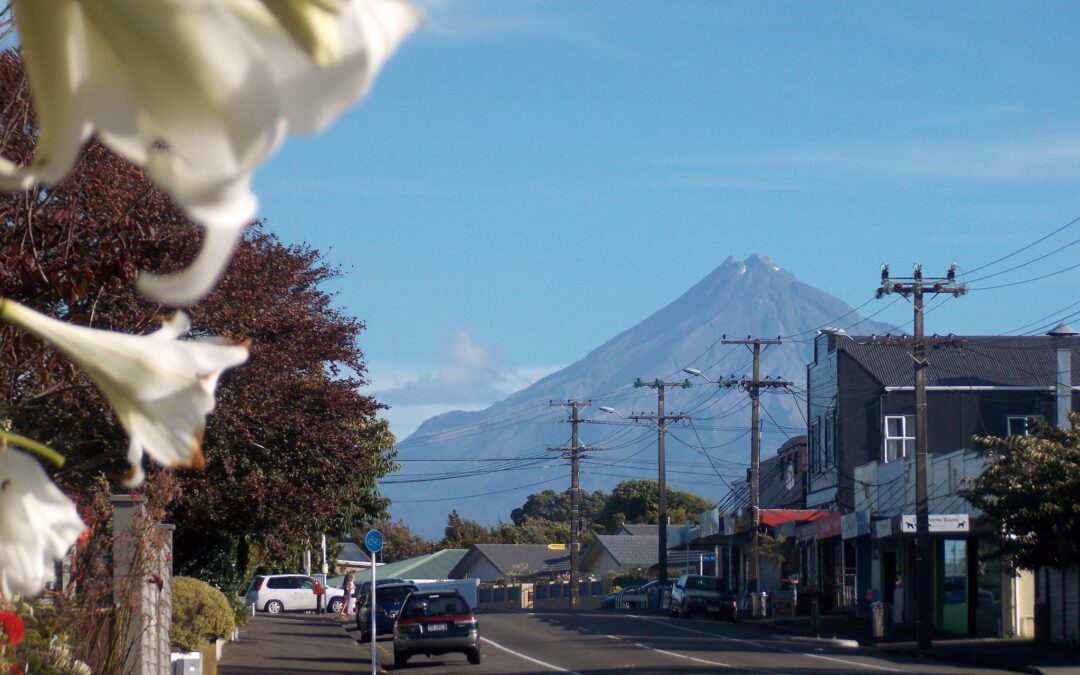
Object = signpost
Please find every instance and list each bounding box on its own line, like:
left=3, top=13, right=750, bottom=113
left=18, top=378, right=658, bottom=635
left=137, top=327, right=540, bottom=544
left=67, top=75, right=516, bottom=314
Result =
left=364, top=529, right=383, bottom=675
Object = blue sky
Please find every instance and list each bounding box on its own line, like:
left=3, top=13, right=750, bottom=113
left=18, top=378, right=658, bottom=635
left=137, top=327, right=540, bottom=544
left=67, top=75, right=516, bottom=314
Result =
left=254, top=1, right=1080, bottom=441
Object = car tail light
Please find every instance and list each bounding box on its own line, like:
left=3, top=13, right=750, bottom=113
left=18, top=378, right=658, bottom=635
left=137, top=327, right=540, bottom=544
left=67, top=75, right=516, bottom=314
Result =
left=253, top=577, right=265, bottom=590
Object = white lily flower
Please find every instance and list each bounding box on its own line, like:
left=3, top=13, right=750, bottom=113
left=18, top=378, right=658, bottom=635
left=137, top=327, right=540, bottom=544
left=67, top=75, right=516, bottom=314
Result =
left=5, top=0, right=423, bottom=305
left=0, top=447, right=85, bottom=598
left=0, top=300, right=249, bottom=486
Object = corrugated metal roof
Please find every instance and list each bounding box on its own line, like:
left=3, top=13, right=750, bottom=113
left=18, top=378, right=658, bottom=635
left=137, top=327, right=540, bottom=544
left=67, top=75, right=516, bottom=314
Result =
left=838, top=336, right=1080, bottom=388
left=376, top=549, right=468, bottom=580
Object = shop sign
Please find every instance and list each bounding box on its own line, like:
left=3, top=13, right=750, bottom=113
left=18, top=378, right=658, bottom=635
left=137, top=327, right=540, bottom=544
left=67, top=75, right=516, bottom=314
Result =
left=900, top=514, right=969, bottom=534
left=874, top=519, right=893, bottom=539
left=841, top=510, right=870, bottom=539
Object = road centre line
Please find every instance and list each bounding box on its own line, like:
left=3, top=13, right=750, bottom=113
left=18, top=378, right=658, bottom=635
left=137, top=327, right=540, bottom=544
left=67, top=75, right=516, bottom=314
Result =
left=634, top=642, right=732, bottom=668
left=479, top=636, right=581, bottom=674
left=634, top=616, right=901, bottom=673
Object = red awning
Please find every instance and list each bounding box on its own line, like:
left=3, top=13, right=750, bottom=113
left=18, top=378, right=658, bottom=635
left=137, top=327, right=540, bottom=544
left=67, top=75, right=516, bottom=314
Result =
left=759, top=509, right=831, bottom=527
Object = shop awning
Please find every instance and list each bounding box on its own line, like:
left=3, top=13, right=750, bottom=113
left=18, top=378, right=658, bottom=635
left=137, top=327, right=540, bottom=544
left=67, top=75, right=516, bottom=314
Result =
left=759, top=509, right=831, bottom=527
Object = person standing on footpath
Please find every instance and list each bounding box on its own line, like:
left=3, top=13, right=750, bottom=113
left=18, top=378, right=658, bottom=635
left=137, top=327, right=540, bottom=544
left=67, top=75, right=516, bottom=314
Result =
left=340, top=573, right=355, bottom=617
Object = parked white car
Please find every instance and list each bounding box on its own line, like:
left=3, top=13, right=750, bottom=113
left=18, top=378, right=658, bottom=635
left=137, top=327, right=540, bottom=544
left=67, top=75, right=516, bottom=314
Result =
left=244, top=574, right=344, bottom=614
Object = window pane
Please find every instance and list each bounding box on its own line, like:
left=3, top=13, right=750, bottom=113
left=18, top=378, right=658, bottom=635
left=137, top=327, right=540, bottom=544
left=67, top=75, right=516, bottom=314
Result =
left=886, top=417, right=903, bottom=437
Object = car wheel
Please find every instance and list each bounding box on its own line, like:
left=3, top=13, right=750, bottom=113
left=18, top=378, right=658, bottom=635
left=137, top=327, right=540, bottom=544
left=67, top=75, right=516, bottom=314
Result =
left=360, top=628, right=371, bottom=643
left=679, top=602, right=689, bottom=619
left=394, top=650, right=409, bottom=668
left=467, top=648, right=481, bottom=665
left=265, top=600, right=284, bottom=614
left=327, top=597, right=344, bottom=614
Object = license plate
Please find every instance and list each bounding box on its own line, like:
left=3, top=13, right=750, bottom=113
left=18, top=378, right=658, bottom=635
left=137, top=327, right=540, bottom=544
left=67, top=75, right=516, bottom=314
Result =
left=425, top=623, right=448, bottom=632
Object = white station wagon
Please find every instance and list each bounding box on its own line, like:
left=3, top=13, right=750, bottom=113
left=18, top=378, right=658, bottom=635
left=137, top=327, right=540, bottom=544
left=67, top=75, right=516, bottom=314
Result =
left=244, top=574, right=344, bottom=614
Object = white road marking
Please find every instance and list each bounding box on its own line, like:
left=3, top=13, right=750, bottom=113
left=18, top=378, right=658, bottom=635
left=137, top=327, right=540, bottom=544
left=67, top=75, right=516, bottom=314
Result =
left=625, top=640, right=732, bottom=668
left=479, top=636, right=581, bottom=674
left=635, top=616, right=902, bottom=673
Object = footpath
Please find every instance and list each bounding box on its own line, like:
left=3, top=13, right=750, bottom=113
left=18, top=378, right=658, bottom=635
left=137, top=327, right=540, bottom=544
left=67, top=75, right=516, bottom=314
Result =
left=750, top=612, right=1080, bottom=675
left=218, top=612, right=372, bottom=675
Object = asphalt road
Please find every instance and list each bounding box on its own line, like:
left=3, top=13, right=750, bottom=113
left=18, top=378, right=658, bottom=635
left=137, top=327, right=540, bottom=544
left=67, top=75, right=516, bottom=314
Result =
left=367, top=608, right=1020, bottom=674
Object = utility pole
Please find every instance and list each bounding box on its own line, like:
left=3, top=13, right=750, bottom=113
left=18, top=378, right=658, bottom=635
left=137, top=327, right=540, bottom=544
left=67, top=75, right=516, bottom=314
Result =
left=717, top=337, right=792, bottom=595
left=549, top=400, right=591, bottom=610
left=628, top=378, right=691, bottom=586
left=877, top=263, right=965, bottom=649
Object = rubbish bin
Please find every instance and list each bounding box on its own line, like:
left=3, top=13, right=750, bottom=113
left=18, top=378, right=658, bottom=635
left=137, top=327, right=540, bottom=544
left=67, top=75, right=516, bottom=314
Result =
left=871, top=601, right=891, bottom=640
left=750, top=592, right=769, bottom=618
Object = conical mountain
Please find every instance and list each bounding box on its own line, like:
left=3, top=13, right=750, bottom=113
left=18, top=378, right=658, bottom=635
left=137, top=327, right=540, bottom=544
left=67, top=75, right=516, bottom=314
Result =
left=386, top=255, right=895, bottom=536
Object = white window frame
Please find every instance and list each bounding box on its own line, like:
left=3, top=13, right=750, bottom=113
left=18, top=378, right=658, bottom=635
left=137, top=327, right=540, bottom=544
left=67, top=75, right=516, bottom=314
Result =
left=883, top=415, right=914, bottom=463
left=784, top=459, right=796, bottom=490
left=1007, top=415, right=1043, bottom=436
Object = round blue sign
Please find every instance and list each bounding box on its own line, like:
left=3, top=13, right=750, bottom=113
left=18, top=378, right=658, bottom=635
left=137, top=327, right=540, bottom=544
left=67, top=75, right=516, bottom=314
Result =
left=364, top=529, right=383, bottom=554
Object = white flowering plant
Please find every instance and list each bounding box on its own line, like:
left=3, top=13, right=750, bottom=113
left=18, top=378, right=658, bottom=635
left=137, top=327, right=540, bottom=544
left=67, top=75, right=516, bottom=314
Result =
left=0, top=0, right=422, bottom=605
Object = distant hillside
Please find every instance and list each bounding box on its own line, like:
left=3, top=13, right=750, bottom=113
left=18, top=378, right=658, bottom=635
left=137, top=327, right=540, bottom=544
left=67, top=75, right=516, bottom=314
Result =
left=384, top=255, right=895, bottom=538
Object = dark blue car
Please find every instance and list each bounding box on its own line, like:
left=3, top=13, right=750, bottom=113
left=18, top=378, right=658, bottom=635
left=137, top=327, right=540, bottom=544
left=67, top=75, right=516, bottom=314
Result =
left=357, top=582, right=419, bottom=640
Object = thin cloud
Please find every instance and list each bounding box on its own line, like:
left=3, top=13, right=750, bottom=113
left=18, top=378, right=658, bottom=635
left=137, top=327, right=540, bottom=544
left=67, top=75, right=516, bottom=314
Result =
left=678, top=134, right=1080, bottom=183
left=419, top=0, right=559, bottom=40
left=374, top=328, right=560, bottom=406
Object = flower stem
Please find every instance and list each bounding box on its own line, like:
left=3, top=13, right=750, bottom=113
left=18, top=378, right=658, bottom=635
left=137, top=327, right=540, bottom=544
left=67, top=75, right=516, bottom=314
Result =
left=0, top=430, right=66, bottom=468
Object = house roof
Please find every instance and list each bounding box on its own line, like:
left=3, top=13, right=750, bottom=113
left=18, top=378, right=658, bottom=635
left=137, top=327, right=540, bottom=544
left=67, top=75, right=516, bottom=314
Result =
left=589, top=535, right=659, bottom=567
left=616, top=524, right=661, bottom=536
left=450, top=544, right=569, bottom=578
left=337, top=542, right=372, bottom=565
left=838, top=336, right=1080, bottom=388
left=376, top=549, right=467, bottom=580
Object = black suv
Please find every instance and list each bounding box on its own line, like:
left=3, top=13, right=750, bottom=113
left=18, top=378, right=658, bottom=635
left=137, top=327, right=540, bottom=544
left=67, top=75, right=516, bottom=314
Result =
left=669, top=574, right=738, bottom=621
left=356, top=581, right=419, bottom=640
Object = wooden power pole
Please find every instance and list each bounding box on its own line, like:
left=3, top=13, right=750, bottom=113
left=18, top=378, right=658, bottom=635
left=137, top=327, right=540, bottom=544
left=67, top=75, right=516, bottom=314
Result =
left=877, top=263, right=965, bottom=649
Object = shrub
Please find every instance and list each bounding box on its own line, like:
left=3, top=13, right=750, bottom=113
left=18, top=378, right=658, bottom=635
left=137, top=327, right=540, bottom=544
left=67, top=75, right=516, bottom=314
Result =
left=227, top=592, right=250, bottom=627
left=172, top=577, right=235, bottom=651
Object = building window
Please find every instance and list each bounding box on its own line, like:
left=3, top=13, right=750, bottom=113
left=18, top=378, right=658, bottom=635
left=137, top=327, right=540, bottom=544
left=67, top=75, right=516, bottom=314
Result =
left=784, top=459, right=796, bottom=490
left=884, top=415, right=914, bottom=463
left=825, top=411, right=836, bottom=468
left=809, top=420, right=822, bottom=474
left=1007, top=415, right=1042, bottom=436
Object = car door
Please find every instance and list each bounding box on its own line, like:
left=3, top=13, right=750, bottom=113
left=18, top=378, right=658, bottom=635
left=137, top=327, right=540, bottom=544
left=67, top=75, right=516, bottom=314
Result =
left=295, top=576, right=318, bottom=610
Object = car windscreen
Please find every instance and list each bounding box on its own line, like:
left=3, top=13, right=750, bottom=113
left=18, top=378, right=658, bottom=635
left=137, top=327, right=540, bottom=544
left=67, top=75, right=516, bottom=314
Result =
left=377, top=586, right=415, bottom=604
left=403, top=595, right=469, bottom=617
left=686, top=576, right=720, bottom=592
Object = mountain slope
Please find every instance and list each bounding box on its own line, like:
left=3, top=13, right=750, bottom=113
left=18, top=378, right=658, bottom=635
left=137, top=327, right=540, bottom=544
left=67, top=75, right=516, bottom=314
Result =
left=385, top=255, right=895, bottom=538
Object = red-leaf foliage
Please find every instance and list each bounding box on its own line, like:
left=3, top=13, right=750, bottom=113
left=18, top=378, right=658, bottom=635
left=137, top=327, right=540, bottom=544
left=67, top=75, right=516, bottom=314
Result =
left=0, top=51, right=394, bottom=583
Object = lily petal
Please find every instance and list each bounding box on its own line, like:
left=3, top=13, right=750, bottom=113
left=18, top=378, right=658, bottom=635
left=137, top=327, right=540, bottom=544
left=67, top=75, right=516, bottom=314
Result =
left=0, top=301, right=249, bottom=485
left=4, top=0, right=422, bottom=305
left=0, top=447, right=85, bottom=598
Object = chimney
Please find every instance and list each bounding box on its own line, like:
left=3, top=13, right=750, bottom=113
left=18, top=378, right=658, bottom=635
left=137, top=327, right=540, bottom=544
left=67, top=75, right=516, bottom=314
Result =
left=1047, top=323, right=1078, bottom=429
